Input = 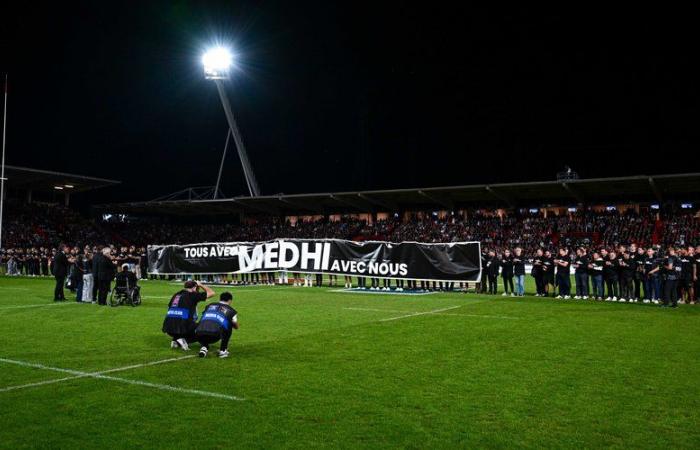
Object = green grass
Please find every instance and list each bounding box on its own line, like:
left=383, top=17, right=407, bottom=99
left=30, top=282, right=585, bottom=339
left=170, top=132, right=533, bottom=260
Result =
left=0, top=276, right=699, bottom=449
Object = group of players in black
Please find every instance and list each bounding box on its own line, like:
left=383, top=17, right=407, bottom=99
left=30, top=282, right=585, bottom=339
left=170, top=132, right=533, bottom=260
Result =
left=481, top=244, right=699, bottom=307
left=2, top=245, right=147, bottom=279
left=161, top=280, right=239, bottom=358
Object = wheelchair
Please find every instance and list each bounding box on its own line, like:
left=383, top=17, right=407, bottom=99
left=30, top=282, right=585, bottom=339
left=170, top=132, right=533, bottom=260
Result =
left=109, top=280, right=142, bottom=307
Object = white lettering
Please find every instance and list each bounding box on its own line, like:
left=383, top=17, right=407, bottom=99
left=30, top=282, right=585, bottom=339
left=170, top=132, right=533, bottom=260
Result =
left=278, top=241, right=299, bottom=269
left=301, top=242, right=323, bottom=270
left=264, top=242, right=279, bottom=267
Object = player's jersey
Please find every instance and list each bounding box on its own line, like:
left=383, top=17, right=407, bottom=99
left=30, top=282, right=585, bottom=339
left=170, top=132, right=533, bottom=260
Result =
left=195, top=302, right=238, bottom=337
left=162, top=290, right=207, bottom=335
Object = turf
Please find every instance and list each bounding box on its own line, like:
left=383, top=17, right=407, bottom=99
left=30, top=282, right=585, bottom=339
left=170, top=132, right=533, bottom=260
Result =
left=0, top=276, right=699, bottom=449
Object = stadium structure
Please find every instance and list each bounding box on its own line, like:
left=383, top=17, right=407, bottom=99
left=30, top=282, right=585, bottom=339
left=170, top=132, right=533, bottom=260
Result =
left=95, top=172, right=700, bottom=219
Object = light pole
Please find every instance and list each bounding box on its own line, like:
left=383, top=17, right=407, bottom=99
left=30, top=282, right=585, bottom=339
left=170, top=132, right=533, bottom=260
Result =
left=0, top=74, right=8, bottom=249
left=202, top=47, right=260, bottom=197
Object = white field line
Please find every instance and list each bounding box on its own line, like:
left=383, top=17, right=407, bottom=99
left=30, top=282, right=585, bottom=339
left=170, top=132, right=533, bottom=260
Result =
left=378, top=305, right=462, bottom=322
left=145, top=287, right=293, bottom=299
left=0, top=302, right=83, bottom=311
left=345, top=306, right=519, bottom=320
left=329, top=289, right=437, bottom=296
left=0, top=287, right=31, bottom=290
left=0, top=356, right=243, bottom=401
left=0, top=355, right=196, bottom=393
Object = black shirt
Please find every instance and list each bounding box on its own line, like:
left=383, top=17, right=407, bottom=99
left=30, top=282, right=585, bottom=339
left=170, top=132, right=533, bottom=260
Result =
left=512, top=255, right=526, bottom=276
left=555, top=254, right=571, bottom=276
left=532, top=256, right=544, bottom=276
left=500, top=255, right=514, bottom=277
left=162, top=290, right=208, bottom=335
left=53, top=252, right=68, bottom=278
left=663, top=255, right=681, bottom=280
left=603, top=256, right=619, bottom=279
left=642, top=256, right=659, bottom=276
left=543, top=256, right=555, bottom=278
left=589, top=257, right=604, bottom=276
left=680, top=256, right=693, bottom=280
left=574, top=255, right=589, bottom=274
left=195, top=302, right=238, bottom=337
left=486, top=257, right=500, bottom=276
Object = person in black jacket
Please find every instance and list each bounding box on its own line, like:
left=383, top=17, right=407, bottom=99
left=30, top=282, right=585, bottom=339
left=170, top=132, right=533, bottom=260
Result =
left=588, top=251, right=605, bottom=300
left=554, top=248, right=571, bottom=299
left=543, top=250, right=555, bottom=297
left=573, top=247, right=589, bottom=299
left=195, top=291, right=239, bottom=358
left=661, top=247, right=681, bottom=308
left=52, top=244, right=70, bottom=301
left=618, top=251, right=635, bottom=302
left=500, top=249, right=514, bottom=296
left=512, top=247, right=526, bottom=296
left=486, top=250, right=499, bottom=294
left=603, top=249, right=620, bottom=301
left=94, top=247, right=116, bottom=306
left=532, top=249, right=545, bottom=296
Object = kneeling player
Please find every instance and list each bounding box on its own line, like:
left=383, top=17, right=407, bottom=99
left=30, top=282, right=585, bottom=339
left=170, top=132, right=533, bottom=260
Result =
left=162, top=280, right=215, bottom=350
left=195, top=292, right=239, bottom=358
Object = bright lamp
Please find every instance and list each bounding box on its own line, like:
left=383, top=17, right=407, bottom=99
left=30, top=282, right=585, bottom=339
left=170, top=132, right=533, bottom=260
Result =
left=202, top=47, right=233, bottom=80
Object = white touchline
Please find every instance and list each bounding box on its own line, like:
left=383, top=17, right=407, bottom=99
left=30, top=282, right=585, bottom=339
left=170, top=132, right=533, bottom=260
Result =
left=0, top=302, right=82, bottom=311
left=379, top=305, right=462, bottom=322
left=0, top=356, right=244, bottom=401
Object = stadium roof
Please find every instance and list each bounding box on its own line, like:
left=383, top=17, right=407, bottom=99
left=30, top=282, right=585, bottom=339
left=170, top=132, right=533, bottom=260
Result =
left=96, top=172, right=700, bottom=217
left=2, top=165, right=120, bottom=194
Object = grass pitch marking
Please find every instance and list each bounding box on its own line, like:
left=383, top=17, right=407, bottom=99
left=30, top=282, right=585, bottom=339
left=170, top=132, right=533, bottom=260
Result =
left=0, top=356, right=244, bottom=401
left=378, top=305, right=462, bottom=322
left=0, top=355, right=196, bottom=393
left=344, top=306, right=520, bottom=320
left=0, top=302, right=83, bottom=311
left=329, top=288, right=438, bottom=296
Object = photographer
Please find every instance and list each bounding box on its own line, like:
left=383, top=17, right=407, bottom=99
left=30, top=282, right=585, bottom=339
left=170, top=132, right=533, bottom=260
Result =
left=163, top=280, right=215, bottom=350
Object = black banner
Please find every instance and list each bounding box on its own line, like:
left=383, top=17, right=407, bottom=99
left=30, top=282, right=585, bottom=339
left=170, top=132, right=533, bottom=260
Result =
left=148, top=239, right=481, bottom=282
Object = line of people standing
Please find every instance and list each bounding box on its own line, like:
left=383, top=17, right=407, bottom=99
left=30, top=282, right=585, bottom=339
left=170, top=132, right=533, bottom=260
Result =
left=482, top=244, right=698, bottom=307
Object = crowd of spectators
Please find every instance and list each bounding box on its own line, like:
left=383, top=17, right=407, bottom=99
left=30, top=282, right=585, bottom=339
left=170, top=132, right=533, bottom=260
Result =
left=1, top=201, right=698, bottom=274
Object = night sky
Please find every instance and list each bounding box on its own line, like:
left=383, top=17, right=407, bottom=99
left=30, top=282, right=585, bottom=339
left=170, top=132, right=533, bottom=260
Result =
left=2, top=3, right=699, bottom=204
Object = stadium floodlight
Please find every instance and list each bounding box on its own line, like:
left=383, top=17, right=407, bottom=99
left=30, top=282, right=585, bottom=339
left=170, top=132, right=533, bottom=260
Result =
left=202, top=46, right=233, bottom=80
left=201, top=45, right=260, bottom=197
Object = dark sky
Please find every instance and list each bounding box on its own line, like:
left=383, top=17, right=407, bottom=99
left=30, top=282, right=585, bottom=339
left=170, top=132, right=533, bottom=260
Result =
left=2, top=3, right=698, bottom=203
